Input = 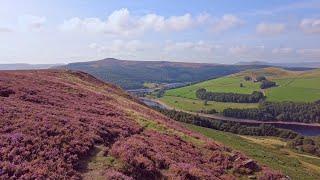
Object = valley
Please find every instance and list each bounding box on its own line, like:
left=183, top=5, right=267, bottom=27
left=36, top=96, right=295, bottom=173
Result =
left=0, top=70, right=285, bottom=179
left=2, top=1, right=320, bottom=179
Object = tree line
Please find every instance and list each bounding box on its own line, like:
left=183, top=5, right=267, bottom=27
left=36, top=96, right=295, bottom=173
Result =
left=155, top=108, right=298, bottom=139
left=223, top=101, right=320, bottom=123
left=196, top=88, right=264, bottom=103
left=155, top=108, right=320, bottom=157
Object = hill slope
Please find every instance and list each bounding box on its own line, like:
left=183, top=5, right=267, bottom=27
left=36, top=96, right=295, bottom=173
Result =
left=0, top=70, right=283, bottom=179
left=58, top=58, right=268, bottom=89
left=165, top=67, right=320, bottom=103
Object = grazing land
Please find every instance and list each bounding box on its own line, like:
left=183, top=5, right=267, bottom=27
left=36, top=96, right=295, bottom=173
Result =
left=185, top=124, right=320, bottom=180
left=161, top=68, right=320, bottom=112
left=159, top=96, right=259, bottom=112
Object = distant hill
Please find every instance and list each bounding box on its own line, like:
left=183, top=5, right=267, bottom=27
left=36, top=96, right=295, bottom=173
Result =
left=235, top=61, right=320, bottom=68
left=58, top=58, right=269, bottom=89
left=0, top=70, right=283, bottom=179
left=0, top=63, right=63, bottom=70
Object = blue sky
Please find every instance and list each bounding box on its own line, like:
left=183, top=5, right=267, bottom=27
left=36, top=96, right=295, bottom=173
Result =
left=0, top=0, right=320, bottom=64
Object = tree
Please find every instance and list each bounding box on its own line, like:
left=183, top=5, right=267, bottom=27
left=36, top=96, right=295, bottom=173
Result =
left=260, top=80, right=276, bottom=89
left=244, top=76, right=251, bottom=81
left=256, top=76, right=266, bottom=82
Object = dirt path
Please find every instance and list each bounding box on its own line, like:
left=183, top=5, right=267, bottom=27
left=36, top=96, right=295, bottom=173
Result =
left=79, top=145, right=110, bottom=180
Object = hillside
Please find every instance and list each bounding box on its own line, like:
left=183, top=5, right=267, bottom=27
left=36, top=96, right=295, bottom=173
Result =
left=0, top=70, right=284, bottom=179
left=235, top=61, right=320, bottom=68
left=164, top=67, right=320, bottom=104
left=58, top=58, right=268, bottom=89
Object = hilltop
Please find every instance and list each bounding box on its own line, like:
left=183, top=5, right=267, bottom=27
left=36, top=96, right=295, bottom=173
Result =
left=57, top=58, right=269, bottom=89
left=0, top=70, right=283, bottom=179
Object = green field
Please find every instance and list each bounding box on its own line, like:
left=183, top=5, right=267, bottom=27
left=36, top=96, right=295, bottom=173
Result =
left=165, top=76, right=260, bottom=99
left=160, top=96, right=259, bottom=112
left=267, top=77, right=320, bottom=102
left=161, top=68, right=320, bottom=112
left=185, top=124, right=320, bottom=180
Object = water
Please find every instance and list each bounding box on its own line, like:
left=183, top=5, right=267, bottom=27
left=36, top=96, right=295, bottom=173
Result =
left=273, top=124, right=320, bottom=136
left=140, top=98, right=320, bottom=136
left=140, top=98, right=167, bottom=109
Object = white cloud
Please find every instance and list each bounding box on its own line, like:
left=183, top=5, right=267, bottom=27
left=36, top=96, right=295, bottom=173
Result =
left=228, top=45, right=267, bottom=60
left=272, top=47, right=293, bottom=54
left=196, top=13, right=211, bottom=24
left=164, top=41, right=219, bottom=53
left=300, top=18, right=320, bottom=34
left=297, top=48, right=320, bottom=58
left=211, top=14, right=243, bottom=33
left=89, top=40, right=149, bottom=54
left=229, top=45, right=249, bottom=55
left=60, top=8, right=204, bottom=36
left=0, top=27, right=13, bottom=33
left=88, top=43, right=98, bottom=49
left=19, top=15, right=46, bottom=30
left=256, top=23, right=285, bottom=36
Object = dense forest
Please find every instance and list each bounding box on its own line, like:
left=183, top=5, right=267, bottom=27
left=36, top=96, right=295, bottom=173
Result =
left=59, top=58, right=268, bottom=89
left=156, top=108, right=320, bottom=157
left=223, top=101, right=320, bottom=123
left=196, top=88, right=265, bottom=103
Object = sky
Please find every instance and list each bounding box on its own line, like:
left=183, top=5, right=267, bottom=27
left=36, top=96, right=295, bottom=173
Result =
left=0, top=0, right=320, bottom=64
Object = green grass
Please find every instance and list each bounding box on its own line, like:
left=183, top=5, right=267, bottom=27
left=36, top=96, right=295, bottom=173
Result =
left=165, top=76, right=260, bottom=99
left=266, top=77, right=320, bottom=102
left=160, top=96, right=259, bottom=112
left=185, top=124, right=320, bottom=180
left=162, top=68, right=320, bottom=112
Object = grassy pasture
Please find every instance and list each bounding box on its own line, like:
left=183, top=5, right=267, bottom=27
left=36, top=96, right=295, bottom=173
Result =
left=165, top=76, right=260, bottom=99
left=162, top=68, right=320, bottom=112
left=185, top=124, right=320, bottom=180
left=267, top=77, right=320, bottom=102
left=159, top=96, right=258, bottom=112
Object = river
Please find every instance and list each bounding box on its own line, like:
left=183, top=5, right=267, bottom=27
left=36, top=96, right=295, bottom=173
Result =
left=140, top=97, right=320, bottom=136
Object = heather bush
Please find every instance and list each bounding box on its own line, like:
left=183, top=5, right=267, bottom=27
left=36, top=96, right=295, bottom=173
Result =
left=0, top=70, right=286, bottom=179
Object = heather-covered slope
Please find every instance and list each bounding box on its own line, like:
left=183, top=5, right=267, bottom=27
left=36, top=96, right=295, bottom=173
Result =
left=0, top=70, right=284, bottom=179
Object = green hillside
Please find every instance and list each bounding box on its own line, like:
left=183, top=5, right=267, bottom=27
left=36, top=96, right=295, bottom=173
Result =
left=161, top=68, right=320, bottom=112
left=59, top=58, right=269, bottom=89
left=185, top=124, right=320, bottom=180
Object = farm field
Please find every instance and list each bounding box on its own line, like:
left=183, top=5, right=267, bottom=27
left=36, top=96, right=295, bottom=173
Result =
left=161, top=68, right=320, bottom=112
left=159, top=96, right=259, bottom=112
left=185, top=124, right=320, bottom=180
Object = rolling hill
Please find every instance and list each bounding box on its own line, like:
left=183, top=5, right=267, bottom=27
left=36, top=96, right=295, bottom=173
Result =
left=58, top=58, right=269, bottom=89
left=161, top=67, right=320, bottom=112
left=0, top=70, right=284, bottom=179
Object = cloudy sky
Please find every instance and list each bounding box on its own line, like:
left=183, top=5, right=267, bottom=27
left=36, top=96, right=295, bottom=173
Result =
left=1, top=0, right=320, bottom=64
